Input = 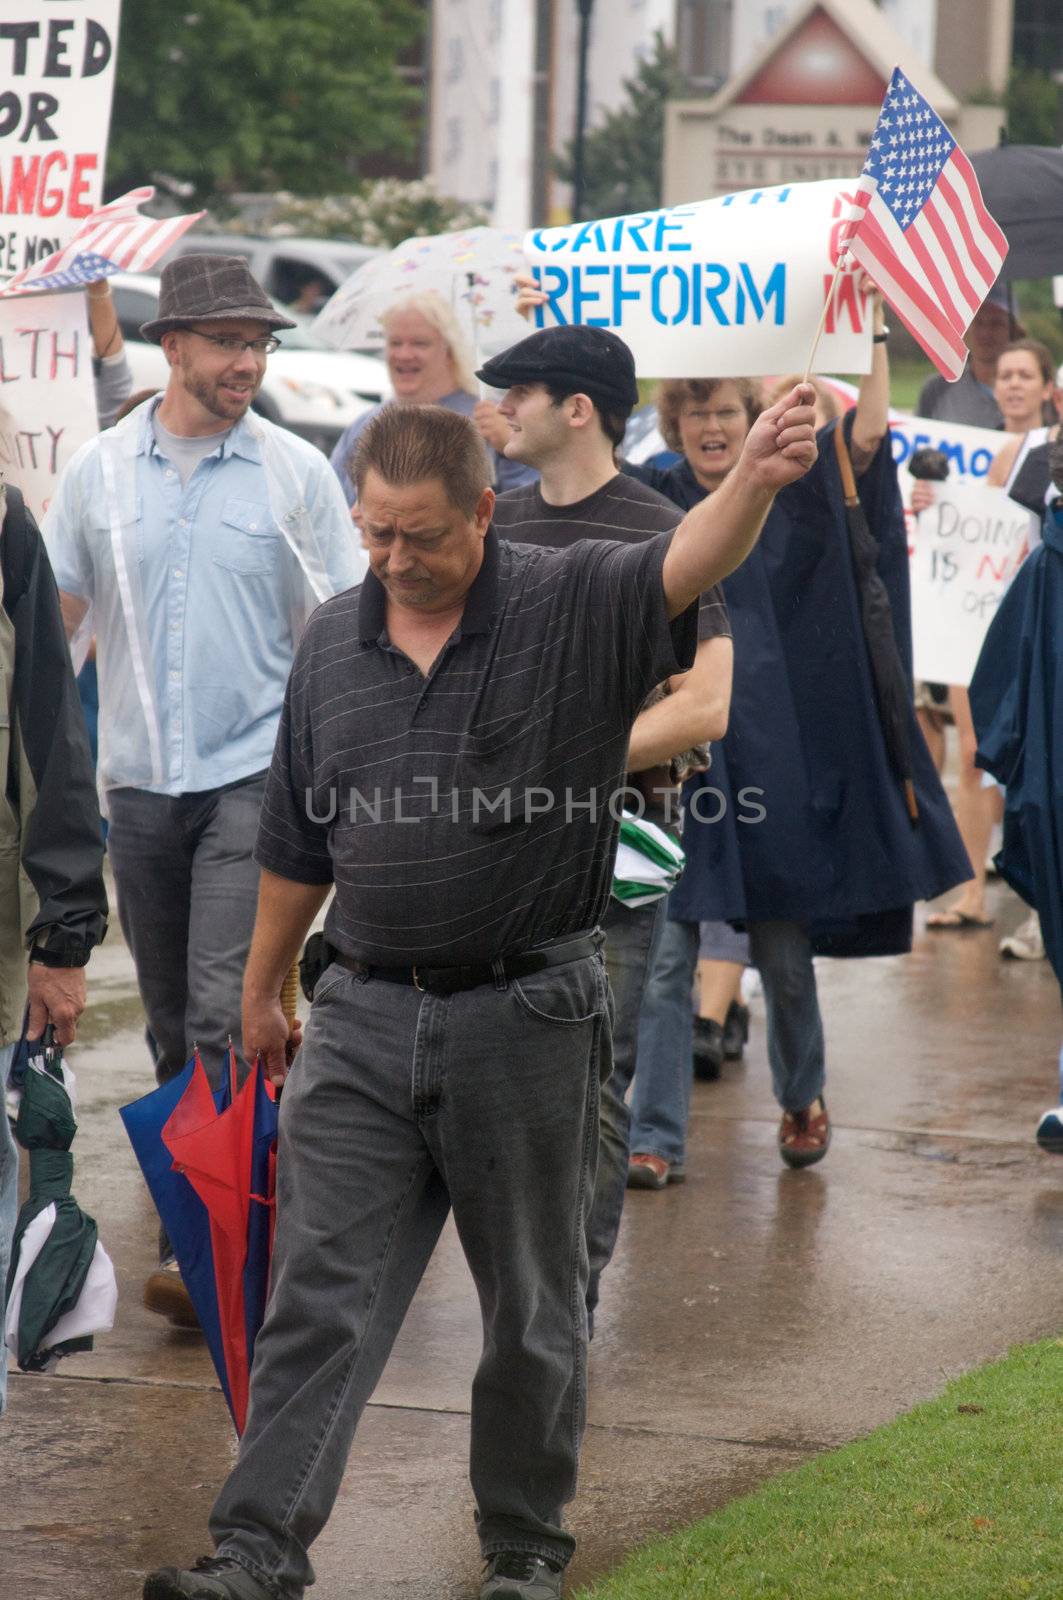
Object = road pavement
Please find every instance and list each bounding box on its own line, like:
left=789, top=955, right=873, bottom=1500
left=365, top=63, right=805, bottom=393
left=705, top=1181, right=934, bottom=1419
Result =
left=5, top=879, right=1063, bottom=1600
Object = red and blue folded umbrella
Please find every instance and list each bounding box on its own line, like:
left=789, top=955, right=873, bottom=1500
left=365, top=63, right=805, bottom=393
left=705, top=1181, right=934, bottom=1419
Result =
left=120, top=1049, right=278, bottom=1433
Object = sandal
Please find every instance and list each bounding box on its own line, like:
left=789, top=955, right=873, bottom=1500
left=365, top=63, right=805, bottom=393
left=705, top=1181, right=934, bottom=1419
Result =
left=779, top=1098, right=831, bottom=1168
left=926, top=907, right=993, bottom=930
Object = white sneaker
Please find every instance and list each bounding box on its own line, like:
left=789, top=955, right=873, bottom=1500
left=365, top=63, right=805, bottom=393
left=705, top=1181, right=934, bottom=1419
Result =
left=999, top=913, right=1045, bottom=961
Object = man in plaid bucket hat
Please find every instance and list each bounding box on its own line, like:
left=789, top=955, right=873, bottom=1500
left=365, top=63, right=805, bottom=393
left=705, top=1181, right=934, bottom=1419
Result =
left=43, top=254, right=364, bottom=1324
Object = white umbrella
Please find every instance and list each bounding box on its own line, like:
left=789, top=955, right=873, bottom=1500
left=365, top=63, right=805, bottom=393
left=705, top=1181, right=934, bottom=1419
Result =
left=311, top=225, right=531, bottom=365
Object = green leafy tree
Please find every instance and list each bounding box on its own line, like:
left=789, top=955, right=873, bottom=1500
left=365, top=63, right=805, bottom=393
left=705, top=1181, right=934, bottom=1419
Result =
left=553, top=32, right=687, bottom=218
left=1004, top=66, right=1061, bottom=146
left=107, top=0, right=425, bottom=206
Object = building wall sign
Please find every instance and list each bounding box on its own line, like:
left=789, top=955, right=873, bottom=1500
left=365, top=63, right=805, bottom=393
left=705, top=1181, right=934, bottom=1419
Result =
left=708, top=104, right=877, bottom=194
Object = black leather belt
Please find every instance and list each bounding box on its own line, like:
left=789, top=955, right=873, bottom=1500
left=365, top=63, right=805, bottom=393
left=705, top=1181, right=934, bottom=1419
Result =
left=333, top=930, right=602, bottom=997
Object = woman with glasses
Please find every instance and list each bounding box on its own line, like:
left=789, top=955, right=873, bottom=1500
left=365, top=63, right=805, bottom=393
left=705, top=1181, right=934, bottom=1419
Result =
left=616, top=285, right=970, bottom=1180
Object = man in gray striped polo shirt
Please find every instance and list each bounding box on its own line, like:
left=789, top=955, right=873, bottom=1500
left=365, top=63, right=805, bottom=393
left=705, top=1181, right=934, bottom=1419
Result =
left=147, top=392, right=817, bottom=1600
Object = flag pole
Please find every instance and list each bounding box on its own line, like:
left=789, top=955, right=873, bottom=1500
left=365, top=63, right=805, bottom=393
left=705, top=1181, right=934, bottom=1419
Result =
left=802, top=250, right=849, bottom=386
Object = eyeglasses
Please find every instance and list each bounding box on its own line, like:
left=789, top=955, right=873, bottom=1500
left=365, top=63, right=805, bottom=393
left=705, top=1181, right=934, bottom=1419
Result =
left=683, top=407, right=745, bottom=425
left=185, top=330, right=280, bottom=356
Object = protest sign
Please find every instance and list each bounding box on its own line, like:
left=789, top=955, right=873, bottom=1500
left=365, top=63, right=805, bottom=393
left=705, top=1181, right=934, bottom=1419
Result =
left=523, top=179, right=873, bottom=378
left=0, top=289, right=94, bottom=521
left=890, top=415, right=1003, bottom=501
left=0, top=4, right=122, bottom=276
left=910, top=481, right=1039, bottom=687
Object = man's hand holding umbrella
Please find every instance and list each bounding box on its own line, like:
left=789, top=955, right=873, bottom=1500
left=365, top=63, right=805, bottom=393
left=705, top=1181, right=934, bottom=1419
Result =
left=243, top=991, right=303, bottom=1091
left=26, top=961, right=87, bottom=1049
left=242, top=872, right=329, bottom=1088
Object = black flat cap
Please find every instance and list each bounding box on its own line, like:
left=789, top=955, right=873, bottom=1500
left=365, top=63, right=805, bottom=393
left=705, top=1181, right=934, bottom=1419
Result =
left=477, top=325, right=639, bottom=413
left=140, top=253, right=297, bottom=342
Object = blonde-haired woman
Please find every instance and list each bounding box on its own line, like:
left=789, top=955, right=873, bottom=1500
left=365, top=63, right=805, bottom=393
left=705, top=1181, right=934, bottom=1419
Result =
left=328, top=290, right=536, bottom=505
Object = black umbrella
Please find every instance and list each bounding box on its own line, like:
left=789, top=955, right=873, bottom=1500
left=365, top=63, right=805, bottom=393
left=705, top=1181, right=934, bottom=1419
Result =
left=833, top=424, right=918, bottom=823
left=969, top=145, right=1063, bottom=280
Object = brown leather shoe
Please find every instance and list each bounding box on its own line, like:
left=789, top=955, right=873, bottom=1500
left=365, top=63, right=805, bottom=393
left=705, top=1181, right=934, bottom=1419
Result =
left=778, top=1098, right=831, bottom=1168
left=626, top=1152, right=687, bottom=1190
left=143, top=1261, right=200, bottom=1329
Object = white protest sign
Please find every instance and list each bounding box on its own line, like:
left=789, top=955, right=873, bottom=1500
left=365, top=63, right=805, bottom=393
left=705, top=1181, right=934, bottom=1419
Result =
left=523, top=180, right=873, bottom=378
left=0, top=289, right=94, bottom=521
left=890, top=414, right=1003, bottom=503
left=0, top=4, right=122, bottom=277
left=910, top=481, right=1039, bottom=687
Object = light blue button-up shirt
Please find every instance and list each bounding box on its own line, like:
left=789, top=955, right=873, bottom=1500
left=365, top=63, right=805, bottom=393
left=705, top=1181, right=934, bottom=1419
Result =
left=45, top=400, right=365, bottom=796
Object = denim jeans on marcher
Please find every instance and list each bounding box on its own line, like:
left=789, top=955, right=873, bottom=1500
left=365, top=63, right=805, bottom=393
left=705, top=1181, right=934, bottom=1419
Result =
left=628, top=915, right=699, bottom=1164
left=627, top=916, right=825, bottom=1177
left=586, top=895, right=665, bottom=1321
left=209, top=950, right=611, bottom=1597
left=746, top=920, right=825, bottom=1113
left=106, top=773, right=267, bottom=1089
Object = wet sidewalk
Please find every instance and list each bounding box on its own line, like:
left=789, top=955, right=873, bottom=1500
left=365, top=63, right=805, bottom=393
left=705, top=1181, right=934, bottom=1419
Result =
left=6, top=881, right=1063, bottom=1600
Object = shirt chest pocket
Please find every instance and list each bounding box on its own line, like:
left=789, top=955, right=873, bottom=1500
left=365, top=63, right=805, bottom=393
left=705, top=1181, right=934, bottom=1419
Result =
left=213, top=498, right=280, bottom=576
left=90, top=491, right=143, bottom=563
left=456, top=707, right=552, bottom=834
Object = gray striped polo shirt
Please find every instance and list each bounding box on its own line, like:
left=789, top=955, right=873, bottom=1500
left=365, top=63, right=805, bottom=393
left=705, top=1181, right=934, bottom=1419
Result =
left=255, top=527, right=697, bottom=964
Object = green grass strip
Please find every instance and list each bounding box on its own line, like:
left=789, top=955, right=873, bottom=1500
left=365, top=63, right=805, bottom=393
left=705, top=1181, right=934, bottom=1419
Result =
left=576, top=1339, right=1063, bottom=1600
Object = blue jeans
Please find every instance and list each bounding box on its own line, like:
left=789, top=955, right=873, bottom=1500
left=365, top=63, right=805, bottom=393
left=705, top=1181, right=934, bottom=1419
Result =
left=210, top=947, right=611, bottom=1593
left=587, top=896, right=666, bottom=1319
left=0, top=1044, right=17, bottom=1413
left=747, top=920, right=825, bottom=1113
left=629, top=916, right=699, bottom=1164
left=631, top=918, right=826, bottom=1168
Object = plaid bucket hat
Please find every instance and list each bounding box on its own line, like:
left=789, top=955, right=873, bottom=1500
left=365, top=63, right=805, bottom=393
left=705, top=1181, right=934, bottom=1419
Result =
left=140, top=254, right=297, bottom=342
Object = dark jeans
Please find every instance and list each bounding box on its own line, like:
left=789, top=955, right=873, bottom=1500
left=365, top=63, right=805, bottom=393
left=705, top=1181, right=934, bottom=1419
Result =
left=631, top=917, right=826, bottom=1171
left=746, top=920, right=825, bottom=1112
left=107, top=773, right=267, bottom=1089
left=586, top=895, right=665, bottom=1322
left=211, top=949, right=611, bottom=1595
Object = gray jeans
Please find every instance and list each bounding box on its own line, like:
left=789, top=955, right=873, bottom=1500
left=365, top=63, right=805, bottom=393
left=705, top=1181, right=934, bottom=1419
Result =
left=107, top=773, right=267, bottom=1088
left=211, top=948, right=611, bottom=1595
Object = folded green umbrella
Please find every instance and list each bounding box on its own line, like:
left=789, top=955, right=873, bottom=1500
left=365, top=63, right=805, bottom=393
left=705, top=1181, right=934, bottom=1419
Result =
left=5, top=1031, right=116, bottom=1372
left=611, top=812, right=686, bottom=908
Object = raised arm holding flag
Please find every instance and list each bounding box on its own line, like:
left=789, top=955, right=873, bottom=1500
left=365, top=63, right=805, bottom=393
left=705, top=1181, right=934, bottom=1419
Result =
left=832, top=66, right=1008, bottom=382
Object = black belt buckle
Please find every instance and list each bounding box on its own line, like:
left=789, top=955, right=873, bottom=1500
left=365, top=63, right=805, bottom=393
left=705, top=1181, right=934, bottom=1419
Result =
left=412, top=966, right=426, bottom=993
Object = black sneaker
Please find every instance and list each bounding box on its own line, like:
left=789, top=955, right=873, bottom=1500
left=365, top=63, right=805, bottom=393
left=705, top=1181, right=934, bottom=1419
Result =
left=481, top=1552, right=563, bottom=1599
left=692, top=1016, right=724, bottom=1081
left=722, top=1000, right=750, bottom=1060
left=143, top=1556, right=273, bottom=1600
left=1035, top=1107, right=1063, bottom=1153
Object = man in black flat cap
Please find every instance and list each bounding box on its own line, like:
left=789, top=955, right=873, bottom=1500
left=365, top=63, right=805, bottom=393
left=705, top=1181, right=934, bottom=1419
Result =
left=479, top=326, right=733, bottom=1328
left=43, top=255, right=362, bottom=1326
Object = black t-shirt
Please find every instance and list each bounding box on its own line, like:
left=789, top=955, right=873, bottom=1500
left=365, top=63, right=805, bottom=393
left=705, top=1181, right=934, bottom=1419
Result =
left=492, top=474, right=731, bottom=641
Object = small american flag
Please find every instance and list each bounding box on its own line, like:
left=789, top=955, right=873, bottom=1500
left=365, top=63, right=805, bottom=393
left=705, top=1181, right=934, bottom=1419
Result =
left=841, top=67, right=1008, bottom=381
left=0, top=187, right=205, bottom=299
